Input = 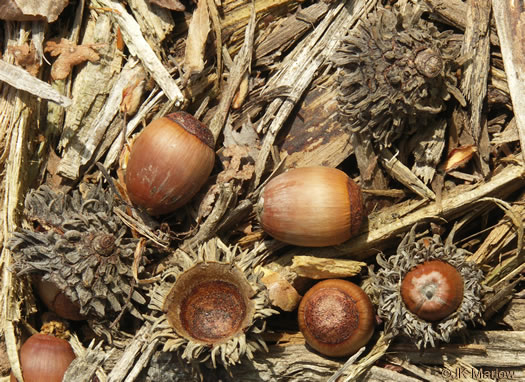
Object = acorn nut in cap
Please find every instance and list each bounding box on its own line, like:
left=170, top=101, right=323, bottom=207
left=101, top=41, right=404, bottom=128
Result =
left=371, top=225, right=485, bottom=348
left=256, top=167, right=364, bottom=247
left=401, top=260, right=464, bottom=321
left=124, top=111, right=215, bottom=215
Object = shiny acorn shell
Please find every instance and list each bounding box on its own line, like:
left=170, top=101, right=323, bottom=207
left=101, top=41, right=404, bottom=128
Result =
left=11, top=334, right=75, bottom=382
left=256, top=167, right=364, bottom=247
left=124, top=112, right=215, bottom=215
left=401, top=260, right=464, bottom=321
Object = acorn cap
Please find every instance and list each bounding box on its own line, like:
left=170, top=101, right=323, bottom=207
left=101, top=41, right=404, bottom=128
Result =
left=8, top=184, right=147, bottom=320
left=163, top=262, right=256, bottom=346
left=371, top=225, right=484, bottom=348
left=332, top=4, right=461, bottom=149
left=148, top=239, right=277, bottom=369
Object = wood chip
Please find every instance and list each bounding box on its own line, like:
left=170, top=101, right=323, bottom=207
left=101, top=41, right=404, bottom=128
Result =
left=0, top=59, right=71, bottom=107
left=92, top=0, right=184, bottom=105
left=184, top=0, right=210, bottom=77
left=290, top=256, right=366, bottom=279
left=493, top=1, right=525, bottom=162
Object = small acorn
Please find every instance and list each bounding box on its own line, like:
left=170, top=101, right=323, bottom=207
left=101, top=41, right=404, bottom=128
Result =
left=298, top=279, right=375, bottom=357
left=11, top=333, right=76, bottom=382
left=34, top=278, right=86, bottom=321
left=256, top=167, right=364, bottom=247
left=371, top=225, right=485, bottom=348
left=124, top=112, right=215, bottom=215
left=400, top=260, right=464, bottom=322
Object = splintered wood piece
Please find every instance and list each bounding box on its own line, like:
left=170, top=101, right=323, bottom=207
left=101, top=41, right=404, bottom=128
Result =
left=493, top=1, right=525, bottom=162
left=255, top=2, right=330, bottom=66
left=64, top=336, right=110, bottom=382
left=468, top=192, right=525, bottom=264
left=0, top=60, right=71, bottom=107
left=254, top=0, right=377, bottom=185
left=503, top=299, right=525, bottom=331
left=290, top=256, right=366, bottom=279
left=92, top=0, right=183, bottom=104
left=461, top=0, right=491, bottom=176
left=128, top=0, right=174, bottom=50
left=380, top=149, right=436, bottom=200
left=208, top=2, right=256, bottom=141
left=277, top=83, right=354, bottom=169
left=56, top=14, right=124, bottom=180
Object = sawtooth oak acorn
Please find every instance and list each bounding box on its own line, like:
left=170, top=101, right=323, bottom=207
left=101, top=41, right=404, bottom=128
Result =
left=371, top=225, right=484, bottom=348
left=11, top=333, right=75, bottom=382
left=256, top=167, right=364, bottom=247
left=124, top=111, right=215, bottom=215
left=298, top=279, right=375, bottom=357
left=401, top=260, right=464, bottom=322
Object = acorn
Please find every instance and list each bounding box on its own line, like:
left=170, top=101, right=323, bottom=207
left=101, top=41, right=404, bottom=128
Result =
left=124, top=111, right=215, bottom=215
left=148, top=239, right=277, bottom=369
left=298, top=279, right=375, bottom=357
left=371, top=225, right=484, bottom=348
left=400, top=260, right=464, bottom=322
left=34, top=278, right=86, bottom=321
left=11, top=333, right=75, bottom=382
left=256, top=167, right=364, bottom=247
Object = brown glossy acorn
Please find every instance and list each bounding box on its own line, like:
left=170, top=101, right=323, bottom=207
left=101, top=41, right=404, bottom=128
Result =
left=124, top=111, right=215, bottom=215
left=257, top=167, right=364, bottom=247
left=11, top=333, right=76, bottom=382
left=400, top=260, right=464, bottom=321
left=298, top=279, right=375, bottom=357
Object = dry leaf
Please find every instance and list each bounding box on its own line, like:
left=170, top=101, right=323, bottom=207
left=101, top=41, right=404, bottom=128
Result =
left=0, top=0, right=69, bottom=22
left=44, top=38, right=102, bottom=80
left=8, top=43, right=41, bottom=76
left=184, top=0, right=210, bottom=76
left=217, top=145, right=255, bottom=184
left=148, top=0, right=185, bottom=11
left=442, top=145, right=477, bottom=172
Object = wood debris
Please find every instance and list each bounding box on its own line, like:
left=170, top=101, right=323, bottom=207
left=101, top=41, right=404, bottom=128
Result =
left=0, top=0, right=524, bottom=381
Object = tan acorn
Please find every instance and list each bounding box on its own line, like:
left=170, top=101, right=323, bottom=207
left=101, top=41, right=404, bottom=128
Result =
left=256, top=167, right=364, bottom=247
